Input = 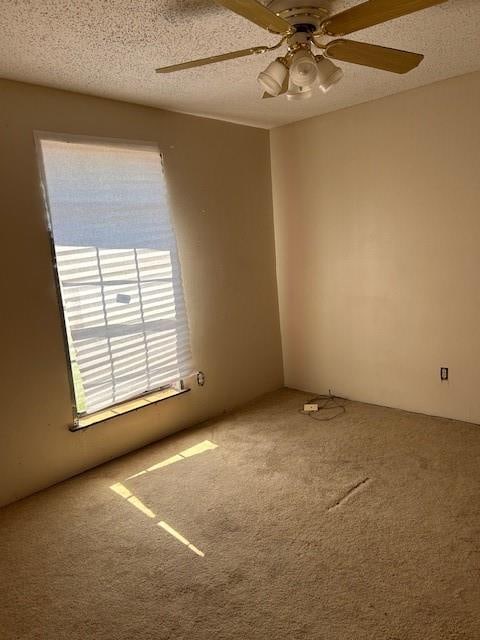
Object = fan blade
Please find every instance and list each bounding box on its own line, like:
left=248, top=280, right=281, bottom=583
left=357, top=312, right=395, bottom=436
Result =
left=325, top=39, right=424, bottom=74
left=322, top=0, right=447, bottom=37
left=215, top=0, right=293, bottom=35
left=262, top=74, right=289, bottom=98
left=156, top=46, right=267, bottom=73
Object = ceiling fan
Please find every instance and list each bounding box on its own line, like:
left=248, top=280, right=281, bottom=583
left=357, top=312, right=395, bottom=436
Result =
left=156, top=0, right=447, bottom=101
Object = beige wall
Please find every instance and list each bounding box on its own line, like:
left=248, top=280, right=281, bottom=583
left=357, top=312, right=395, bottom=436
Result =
left=0, top=79, right=283, bottom=507
left=271, top=71, right=480, bottom=424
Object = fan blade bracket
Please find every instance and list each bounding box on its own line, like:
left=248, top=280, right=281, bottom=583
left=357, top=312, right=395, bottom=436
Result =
left=318, top=20, right=345, bottom=38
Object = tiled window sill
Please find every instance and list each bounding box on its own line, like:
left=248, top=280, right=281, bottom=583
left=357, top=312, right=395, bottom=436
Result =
left=70, top=386, right=190, bottom=432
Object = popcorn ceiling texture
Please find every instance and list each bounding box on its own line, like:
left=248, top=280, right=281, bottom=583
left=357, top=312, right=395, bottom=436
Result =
left=0, top=1, right=479, bottom=128
left=0, top=388, right=479, bottom=639
left=0, top=0, right=480, bottom=127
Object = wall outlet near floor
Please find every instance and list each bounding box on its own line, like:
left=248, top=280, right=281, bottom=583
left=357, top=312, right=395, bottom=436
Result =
left=304, top=403, right=319, bottom=412
left=440, top=367, right=449, bottom=381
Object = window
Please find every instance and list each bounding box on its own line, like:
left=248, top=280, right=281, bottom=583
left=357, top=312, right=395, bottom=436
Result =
left=36, top=134, right=193, bottom=423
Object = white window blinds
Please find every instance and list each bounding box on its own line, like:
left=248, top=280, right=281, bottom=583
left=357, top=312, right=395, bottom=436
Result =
left=38, top=135, right=193, bottom=415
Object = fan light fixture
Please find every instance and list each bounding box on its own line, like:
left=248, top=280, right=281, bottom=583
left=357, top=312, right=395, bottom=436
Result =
left=155, top=0, right=441, bottom=104
left=257, top=58, right=288, bottom=96
left=316, top=55, right=344, bottom=93
left=286, top=77, right=312, bottom=101
left=289, top=48, right=318, bottom=89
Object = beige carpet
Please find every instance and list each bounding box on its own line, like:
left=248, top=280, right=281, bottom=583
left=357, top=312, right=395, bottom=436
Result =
left=1, top=388, right=479, bottom=639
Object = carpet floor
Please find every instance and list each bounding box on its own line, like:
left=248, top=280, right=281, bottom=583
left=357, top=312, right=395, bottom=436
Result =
left=1, top=388, right=479, bottom=639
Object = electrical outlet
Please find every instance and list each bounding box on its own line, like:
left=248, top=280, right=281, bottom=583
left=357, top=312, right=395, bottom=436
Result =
left=440, top=367, right=449, bottom=381
left=304, top=403, right=319, bottom=412
left=196, top=371, right=205, bottom=386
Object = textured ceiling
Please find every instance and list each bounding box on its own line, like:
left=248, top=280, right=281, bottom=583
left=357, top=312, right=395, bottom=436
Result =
left=0, top=1, right=479, bottom=128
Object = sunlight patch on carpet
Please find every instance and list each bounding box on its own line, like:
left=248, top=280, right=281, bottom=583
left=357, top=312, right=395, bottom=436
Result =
left=158, top=521, right=205, bottom=557
left=125, top=440, right=218, bottom=480
left=109, top=440, right=217, bottom=558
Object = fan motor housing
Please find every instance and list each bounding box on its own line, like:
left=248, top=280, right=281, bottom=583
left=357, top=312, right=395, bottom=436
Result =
left=267, top=0, right=329, bottom=32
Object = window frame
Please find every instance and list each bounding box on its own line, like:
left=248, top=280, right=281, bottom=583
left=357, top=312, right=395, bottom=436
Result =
left=34, top=131, right=191, bottom=429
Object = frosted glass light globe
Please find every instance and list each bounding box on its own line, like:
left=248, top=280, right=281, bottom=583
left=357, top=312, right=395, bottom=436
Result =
left=289, top=49, right=318, bottom=89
